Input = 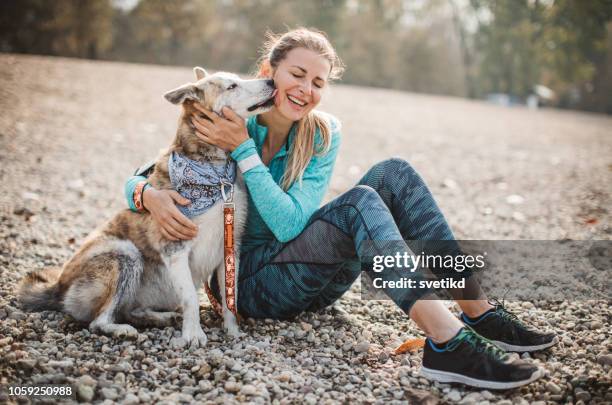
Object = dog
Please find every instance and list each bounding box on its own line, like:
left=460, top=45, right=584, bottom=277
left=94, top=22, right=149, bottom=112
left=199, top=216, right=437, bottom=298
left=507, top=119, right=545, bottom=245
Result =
left=17, top=67, right=276, bottom=348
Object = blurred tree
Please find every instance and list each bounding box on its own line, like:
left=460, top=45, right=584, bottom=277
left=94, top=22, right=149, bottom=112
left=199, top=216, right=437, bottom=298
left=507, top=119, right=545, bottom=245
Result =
left=0, top=0, right=112, bottom=58
left=470, top=0, right=612, bottom=111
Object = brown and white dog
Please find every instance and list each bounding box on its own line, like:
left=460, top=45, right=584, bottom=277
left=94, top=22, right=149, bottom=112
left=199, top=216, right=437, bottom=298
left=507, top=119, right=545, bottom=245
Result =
left=17, top=67, right=276, bottom=348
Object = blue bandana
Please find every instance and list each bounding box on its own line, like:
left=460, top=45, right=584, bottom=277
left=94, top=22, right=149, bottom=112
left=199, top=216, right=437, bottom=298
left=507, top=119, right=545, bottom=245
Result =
left=168, top=152, right=237, bottom=218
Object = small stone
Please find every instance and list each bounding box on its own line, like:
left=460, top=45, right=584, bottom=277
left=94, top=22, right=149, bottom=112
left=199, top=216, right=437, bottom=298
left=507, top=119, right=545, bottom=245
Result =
left=277, top=371, right=292, bottom=382
left=447, top=389, right=461, bottom=402
left=47, top=359, right=74, bottom=369
left=122, top=393, right=140, bottom=404
left=100, top=387, right=118, bottom=400
left=575, top=390, right=591, bottom=402
left=481, top=390, right=494, bottom=400
left=459, top=392, right=483, bottom=404
left=545, top=381, right=562, bottom=394
left=240, top=384, right=257, bottom=396
left=354, top=341, right=370, bottom=353
left=304, top=393, right=318, bottom=405
left=505, top=194, right=524, bottom=205
left=16, top=359, right=36, bottom=371
left=224, top=381, right=240, bottom=393
left=0, top=337, right=13, bottom=346
left=114, top=372, right=126, bottom=384
left=77, top=384, right=95, bottom=402
left=597, top=354, right=612, bottom=366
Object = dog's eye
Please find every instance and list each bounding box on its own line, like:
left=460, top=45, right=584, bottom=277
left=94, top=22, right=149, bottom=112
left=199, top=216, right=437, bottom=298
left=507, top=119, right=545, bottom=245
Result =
left=227, top=83, right=237, bottom=90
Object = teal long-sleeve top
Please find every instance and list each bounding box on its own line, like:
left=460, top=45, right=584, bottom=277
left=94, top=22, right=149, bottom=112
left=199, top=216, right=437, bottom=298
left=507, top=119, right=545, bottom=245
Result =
left=125, top=112, right=341, bottom=252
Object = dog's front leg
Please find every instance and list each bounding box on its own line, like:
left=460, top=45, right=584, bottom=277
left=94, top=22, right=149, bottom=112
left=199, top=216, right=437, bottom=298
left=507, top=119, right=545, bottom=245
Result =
left=162, top=243, right=207, bottom=348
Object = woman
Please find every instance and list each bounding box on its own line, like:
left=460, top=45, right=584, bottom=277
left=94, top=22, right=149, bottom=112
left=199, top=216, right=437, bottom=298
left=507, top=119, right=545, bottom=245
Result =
left=126, top=28, right=555, bottom=389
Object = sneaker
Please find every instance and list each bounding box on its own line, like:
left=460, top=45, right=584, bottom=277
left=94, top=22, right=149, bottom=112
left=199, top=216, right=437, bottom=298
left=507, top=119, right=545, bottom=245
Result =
left=461, top=301, right=558, bottom=352
left=421, top=327, right=543, bottom=390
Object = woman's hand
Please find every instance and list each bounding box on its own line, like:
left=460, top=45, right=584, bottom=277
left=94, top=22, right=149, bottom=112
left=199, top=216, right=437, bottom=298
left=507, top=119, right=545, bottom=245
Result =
left=142, top=187, right=198, bottom=241
left=191, top=103, right=249, bottom=152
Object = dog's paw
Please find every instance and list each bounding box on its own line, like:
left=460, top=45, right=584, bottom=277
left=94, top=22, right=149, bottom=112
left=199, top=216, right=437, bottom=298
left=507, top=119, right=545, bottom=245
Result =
left=112, top=324, right=138, bottom=340
left=170, top=336, right=188, bottom=350
left=180, top=327, right=208, bottom=349
left=225, top=323, right=245, bottom=339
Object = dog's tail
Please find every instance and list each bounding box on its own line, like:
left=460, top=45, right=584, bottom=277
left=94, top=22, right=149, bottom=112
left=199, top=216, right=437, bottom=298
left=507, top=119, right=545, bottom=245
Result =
left=17, top=267, right=63, bottom=311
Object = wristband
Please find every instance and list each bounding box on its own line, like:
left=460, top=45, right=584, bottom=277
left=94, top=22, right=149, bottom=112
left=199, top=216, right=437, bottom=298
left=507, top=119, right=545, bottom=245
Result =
left=237, top=154, right=263, bottom=173
left=133, top=181, right=151, bottom=212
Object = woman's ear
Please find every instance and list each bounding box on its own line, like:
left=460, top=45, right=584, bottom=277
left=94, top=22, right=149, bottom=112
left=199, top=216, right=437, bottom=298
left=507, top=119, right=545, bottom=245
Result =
left=258, top=60, right=272, bottom=78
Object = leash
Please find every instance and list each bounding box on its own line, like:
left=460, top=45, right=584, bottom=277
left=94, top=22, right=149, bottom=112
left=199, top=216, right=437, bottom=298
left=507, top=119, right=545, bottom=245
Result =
left=203, top=157, right=240, bottom=321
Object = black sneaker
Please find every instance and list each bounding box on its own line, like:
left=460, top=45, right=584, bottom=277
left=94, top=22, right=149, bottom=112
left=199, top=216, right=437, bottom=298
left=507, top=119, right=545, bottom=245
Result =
left=461, top=301, right=558, bottom=352
left=421, top=327, right=543, bottom=390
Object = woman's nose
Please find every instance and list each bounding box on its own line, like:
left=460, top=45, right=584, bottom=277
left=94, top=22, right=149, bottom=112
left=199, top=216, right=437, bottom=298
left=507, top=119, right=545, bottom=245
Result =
left=300, top=82, right=312, bottom=96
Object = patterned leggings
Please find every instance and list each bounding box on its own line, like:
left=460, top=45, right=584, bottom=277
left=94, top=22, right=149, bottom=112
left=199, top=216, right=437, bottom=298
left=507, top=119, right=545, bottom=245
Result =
left=211, top=158, right=462, bottom=319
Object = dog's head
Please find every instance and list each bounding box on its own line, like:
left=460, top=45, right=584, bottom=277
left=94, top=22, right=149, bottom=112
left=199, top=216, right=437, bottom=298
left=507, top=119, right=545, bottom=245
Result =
left=164, top=67, right=276, bottom=118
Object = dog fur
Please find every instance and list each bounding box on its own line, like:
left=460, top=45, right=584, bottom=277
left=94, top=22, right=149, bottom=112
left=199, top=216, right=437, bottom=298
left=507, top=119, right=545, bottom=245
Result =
left=17, top=67, right=276, bottom=347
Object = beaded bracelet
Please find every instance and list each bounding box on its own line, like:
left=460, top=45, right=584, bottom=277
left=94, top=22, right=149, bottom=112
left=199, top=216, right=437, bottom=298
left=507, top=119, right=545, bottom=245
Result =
left=133, top=181, right=151, bottom=212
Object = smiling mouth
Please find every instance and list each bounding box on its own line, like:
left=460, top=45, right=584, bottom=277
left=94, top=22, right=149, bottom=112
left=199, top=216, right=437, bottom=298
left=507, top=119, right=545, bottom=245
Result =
left=247, top=89, right=278, bottom=112
left=287, top=94, right=307, bottom=107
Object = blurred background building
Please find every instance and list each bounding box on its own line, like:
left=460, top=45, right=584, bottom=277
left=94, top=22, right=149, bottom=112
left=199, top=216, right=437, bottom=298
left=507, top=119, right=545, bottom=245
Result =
left=1, top=0, right=610, bottom=114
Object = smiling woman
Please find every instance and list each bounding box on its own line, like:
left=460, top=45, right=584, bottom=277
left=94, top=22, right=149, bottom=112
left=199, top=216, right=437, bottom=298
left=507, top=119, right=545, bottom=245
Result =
left=124, top=27, right=556, bottom=390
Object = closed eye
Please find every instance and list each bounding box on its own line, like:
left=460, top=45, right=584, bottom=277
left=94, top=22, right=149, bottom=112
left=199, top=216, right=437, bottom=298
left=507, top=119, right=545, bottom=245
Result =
left=292, top=73, right=324, bottom=89
left=227, top=83, right=237, bottom=90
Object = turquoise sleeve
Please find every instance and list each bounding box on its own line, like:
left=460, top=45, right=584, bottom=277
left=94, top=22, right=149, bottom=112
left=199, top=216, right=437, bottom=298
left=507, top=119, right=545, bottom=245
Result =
left=231, top=138, right=258, bottom=161
left=238, top=124, right=341, bottom=242
left=125, top=175, right=147, bottom=211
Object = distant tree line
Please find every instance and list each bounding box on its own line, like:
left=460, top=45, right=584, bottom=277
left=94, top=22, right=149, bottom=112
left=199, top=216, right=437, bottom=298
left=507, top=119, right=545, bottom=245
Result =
left=1, top=0, right=611, bottom=113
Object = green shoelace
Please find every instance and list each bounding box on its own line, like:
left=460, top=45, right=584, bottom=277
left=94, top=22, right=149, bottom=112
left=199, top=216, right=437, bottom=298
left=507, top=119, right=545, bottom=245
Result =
left=446, top=328, right=508, bottom=361
left=490, top=299, right=530, bottom=331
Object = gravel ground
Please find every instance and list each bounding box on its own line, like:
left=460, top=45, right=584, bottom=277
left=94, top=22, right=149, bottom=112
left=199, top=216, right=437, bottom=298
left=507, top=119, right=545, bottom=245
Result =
left=0, top=54, right=611, bottom=404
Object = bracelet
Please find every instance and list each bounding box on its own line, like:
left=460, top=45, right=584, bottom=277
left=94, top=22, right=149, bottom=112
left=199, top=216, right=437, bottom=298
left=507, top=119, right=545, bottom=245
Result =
left=133, top=181, right=151, bottom=212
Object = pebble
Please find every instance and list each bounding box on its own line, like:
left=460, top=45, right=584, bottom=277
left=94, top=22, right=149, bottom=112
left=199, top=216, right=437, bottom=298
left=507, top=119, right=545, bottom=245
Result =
left=575, top=389, right=591, bottom=402
left=447, top=389, right=462, bottom=402
left=545, top=381, right=562, bottom=394
left=240, top=384, right=257, bottom=396
left=597, top=354, right=612, bottom=366
left=354, top=341, right=370, bottom=353
left=459, top=392, right=483, bottom=404
left=100, top=387, right=118, bottom=400
left=277, top=371, right=292, bottom=383
left=224, top=381, right=240, bottom=393
left=590, top=320, right=603, bottom=329
left=505, top=194, right=525, bottom=204
left=77, top=384, right=95, bottom=402
left=47, top=359, right=74, bottom=369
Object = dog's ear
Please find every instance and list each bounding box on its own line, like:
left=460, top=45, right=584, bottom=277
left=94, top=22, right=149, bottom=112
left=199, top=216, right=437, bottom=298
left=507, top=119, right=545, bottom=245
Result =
left=164, top=83, right=201, bottom=104
left=194, top=67, right=208, bottom=81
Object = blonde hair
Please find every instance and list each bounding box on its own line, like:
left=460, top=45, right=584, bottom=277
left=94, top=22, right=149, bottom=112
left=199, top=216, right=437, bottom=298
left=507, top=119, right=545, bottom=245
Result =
left=255, top=27, right=344, bottom=190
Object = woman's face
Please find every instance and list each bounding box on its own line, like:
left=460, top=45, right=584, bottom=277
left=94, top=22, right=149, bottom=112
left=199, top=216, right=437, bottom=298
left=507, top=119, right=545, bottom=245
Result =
left=270, top=47, right=331, bottom=121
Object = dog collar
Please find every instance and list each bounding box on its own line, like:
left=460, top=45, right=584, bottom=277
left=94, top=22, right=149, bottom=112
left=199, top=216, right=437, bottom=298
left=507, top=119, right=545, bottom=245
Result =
left=168, top=152, right=236, bottom=218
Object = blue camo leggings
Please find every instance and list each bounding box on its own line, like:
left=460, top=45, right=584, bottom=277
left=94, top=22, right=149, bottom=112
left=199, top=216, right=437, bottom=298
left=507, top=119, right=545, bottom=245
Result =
left=211, top=158, right=462, bottom=319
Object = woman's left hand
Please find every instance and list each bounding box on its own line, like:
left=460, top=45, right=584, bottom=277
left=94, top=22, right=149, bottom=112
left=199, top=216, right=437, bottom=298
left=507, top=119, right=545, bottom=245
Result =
left=191, top=103, right=249, bottom=152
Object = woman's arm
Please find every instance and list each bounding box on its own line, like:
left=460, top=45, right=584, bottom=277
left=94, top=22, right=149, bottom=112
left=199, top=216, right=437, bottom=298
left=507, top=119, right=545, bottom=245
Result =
left=231, top=118, right=342, bottom=242
left=124, top=174, right=198, bottom=241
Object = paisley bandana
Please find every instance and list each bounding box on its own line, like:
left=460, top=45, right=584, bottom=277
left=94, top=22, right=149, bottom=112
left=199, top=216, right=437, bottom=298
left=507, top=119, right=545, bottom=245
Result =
left=168, top=152, right=236, bottom=218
